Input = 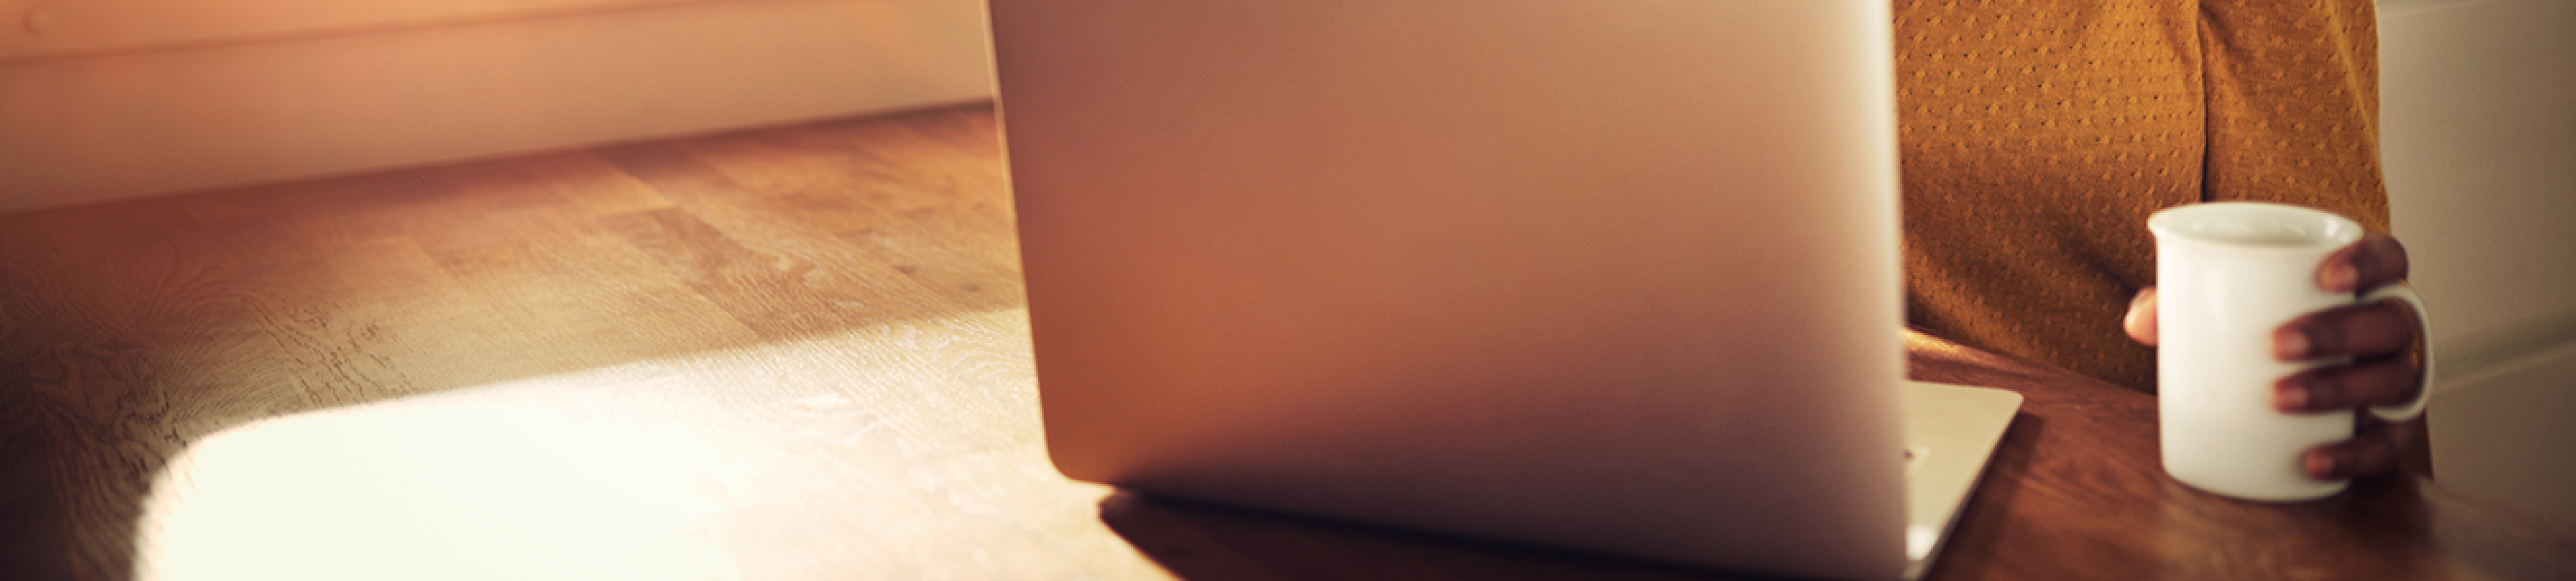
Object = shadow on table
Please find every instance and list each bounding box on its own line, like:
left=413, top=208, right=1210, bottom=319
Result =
left=1095, top=491, right=1805, bottom=581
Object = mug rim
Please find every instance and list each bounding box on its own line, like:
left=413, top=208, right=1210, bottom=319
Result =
left=2148, top=201, right=2364, bottom=251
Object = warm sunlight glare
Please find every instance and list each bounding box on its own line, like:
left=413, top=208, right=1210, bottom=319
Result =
left=129, top=310, right=1145, bottom=580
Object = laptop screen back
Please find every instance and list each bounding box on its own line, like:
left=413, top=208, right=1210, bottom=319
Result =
left=992, top=1, right=1909, bottom=577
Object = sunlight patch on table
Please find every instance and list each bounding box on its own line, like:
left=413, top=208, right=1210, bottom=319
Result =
left=132, top=308, right=1166, bottom=580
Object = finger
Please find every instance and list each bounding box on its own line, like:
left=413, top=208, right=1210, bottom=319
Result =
left=2318, top=233, right=2409, bottom=294
left=2274, top=298, right=2422, bottom=361
left=2275, top=358, right=2426, bottom=413
left=2302, top=416, right=2421, bottom=479
left=2125, top=288, right=2159, bottom=346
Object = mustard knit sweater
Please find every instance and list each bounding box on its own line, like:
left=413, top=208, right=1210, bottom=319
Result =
left=1894, top=0, right=2392, bottom=391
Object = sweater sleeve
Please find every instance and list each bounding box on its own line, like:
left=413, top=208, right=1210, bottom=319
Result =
left=2196, top=0, right=2390, bottom=230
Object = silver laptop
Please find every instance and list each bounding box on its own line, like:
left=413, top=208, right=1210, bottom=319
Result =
left=988, top=1, right=2020, bottom=578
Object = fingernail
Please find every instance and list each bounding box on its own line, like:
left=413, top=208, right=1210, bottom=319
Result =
left=2275, top=328, right=2312, bottom=360
left=2323, top=261, right=2359, bottom=292
left=2305, top=451, right=2339, bottom=479
left=2275, top=382, right=2311, bottom=412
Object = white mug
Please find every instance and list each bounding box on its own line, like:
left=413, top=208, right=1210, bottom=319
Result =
left=2149, top=202, right=2433, bottom=502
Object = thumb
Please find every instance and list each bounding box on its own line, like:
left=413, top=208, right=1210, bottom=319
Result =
left=2126, top=288, right=2160, bottom=346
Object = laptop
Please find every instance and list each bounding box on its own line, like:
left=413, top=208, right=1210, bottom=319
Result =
left=987, top=1, right=2022, bottom=579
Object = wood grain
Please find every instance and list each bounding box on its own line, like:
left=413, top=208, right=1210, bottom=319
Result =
left=0, top=104, right=1026, bottom=580
left=1905, top=330, right=2576, bottom=581
left=3, top=103, right=2570, bottom=580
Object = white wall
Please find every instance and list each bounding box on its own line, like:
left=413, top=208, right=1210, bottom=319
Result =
left=0, top=0, right=725, bottom=59
left=0, top=0, right=997, bottom=212
left=2380, top=0, right=2576, bottom=524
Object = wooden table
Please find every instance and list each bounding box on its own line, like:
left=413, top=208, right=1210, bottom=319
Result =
left=113, top=324, right=2576, bottom=581
left=1900, top=334, right=2575, bottom=580
left=6, top=104, right=2571, bottom=580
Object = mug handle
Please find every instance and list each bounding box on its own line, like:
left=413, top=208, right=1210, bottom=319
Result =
left=2362, top=285, right=2434, bottom=421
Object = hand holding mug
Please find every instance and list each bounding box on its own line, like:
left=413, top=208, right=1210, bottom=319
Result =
left=2128, top=203, right=2432, bottom=501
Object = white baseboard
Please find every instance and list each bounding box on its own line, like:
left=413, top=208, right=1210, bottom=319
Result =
left=0, top=0, right=997, bottom=212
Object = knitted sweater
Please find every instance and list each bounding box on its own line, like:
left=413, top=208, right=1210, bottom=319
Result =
left=1894, top=0, right=2392, bottom=391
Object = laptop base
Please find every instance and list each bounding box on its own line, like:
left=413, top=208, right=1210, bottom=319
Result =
left=1899, top=381, right=2022, bottom=579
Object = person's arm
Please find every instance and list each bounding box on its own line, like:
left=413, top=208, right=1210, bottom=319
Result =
left=2143, top=0, right=2426, bottom=479
left=2197, top=0, right=2390, bottom=226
